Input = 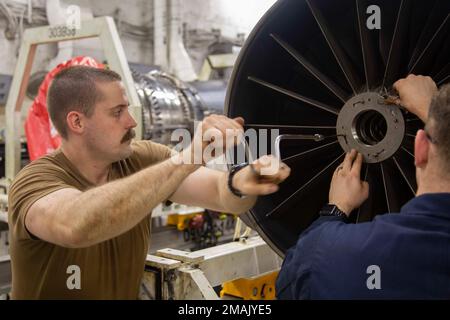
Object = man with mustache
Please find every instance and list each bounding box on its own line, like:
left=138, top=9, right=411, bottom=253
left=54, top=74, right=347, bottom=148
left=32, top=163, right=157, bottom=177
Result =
left=8, top=66, right=290, bottom=299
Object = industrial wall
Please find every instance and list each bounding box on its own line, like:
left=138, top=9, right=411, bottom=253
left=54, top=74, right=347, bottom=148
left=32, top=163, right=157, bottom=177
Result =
left=0, top=0, right=276, bottom=76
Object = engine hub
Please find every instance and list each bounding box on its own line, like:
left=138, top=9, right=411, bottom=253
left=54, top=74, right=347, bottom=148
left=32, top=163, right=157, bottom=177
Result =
left=336, top=92, right=405, bottom=163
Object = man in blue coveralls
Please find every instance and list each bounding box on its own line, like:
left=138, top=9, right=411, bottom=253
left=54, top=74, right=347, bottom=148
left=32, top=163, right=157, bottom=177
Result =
left=276, top=75, right=450, bottom=299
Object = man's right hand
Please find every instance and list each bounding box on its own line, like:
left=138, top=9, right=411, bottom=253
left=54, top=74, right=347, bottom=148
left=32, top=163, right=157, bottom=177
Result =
left=393, top=74, right=438, bottom=122
left=329, top=150, right=369, bottom=216
left=179, top=115, right=245, bottom=165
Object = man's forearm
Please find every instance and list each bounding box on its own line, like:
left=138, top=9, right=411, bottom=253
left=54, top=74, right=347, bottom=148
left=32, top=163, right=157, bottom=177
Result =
left=64, top=156, right=199, bottom=247
left=216, top=172, right=257, bottom=214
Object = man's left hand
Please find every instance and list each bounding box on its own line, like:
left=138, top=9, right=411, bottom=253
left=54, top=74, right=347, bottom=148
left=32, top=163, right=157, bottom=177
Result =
left=329, top=150, right=369, bottom=216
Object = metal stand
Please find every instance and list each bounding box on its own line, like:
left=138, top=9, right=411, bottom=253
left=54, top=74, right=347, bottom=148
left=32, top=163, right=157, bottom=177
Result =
left=141, top=236, right=282, bottom=300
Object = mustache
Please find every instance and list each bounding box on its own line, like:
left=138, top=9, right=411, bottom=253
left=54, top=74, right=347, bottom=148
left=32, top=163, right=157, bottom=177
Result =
left=121, top=129, right=136, bottom=143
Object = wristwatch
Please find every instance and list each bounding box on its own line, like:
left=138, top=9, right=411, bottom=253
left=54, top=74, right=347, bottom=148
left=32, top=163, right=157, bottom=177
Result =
left=228, top=163, right=249, bottom=198
left=319, top=204, right=348, bottom=218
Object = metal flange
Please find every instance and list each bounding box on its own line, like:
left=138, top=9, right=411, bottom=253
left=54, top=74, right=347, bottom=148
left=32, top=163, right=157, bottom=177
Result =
left=337, top=92, right=405, bottom=163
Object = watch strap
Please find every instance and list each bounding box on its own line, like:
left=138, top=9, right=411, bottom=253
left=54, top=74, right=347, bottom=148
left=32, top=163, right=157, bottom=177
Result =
left=319, top=204, right=347, bottom=218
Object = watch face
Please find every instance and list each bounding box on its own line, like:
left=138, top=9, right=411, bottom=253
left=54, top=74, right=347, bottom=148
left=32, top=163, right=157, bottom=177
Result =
left=319, top=204, right=334, bottom=215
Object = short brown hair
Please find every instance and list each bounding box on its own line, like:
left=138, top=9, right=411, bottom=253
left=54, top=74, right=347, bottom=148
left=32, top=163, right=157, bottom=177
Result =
left=427, top=84, right=450, bottom=171
left=47, top=66, right=122, bottom=139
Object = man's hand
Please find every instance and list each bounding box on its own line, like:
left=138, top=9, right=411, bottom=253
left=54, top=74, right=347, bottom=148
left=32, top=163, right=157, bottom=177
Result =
left=181, top=115, right=244, bottom=165
left=329, top=150, right=369, bottom=216
left=393, top=74, right=438, bottom=122
left=232, top=155, right=291, bottom=196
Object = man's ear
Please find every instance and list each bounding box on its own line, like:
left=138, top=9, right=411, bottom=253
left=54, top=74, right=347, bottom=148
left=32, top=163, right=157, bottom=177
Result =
left=414, top=129, right=429, bottom=168
left=66, top=111, right=84, bottom=135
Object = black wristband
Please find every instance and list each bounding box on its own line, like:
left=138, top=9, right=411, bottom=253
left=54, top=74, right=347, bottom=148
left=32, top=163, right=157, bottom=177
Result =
left=228, top=163, right=249, bottom=198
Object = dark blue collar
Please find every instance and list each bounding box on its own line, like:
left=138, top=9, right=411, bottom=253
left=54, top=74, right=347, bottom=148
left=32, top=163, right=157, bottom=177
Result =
left=401, top=193, right=450, bottom=216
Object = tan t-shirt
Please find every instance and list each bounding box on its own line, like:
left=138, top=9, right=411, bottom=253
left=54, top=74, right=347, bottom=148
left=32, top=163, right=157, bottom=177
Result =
left=8, top=140, right=172, bottom=300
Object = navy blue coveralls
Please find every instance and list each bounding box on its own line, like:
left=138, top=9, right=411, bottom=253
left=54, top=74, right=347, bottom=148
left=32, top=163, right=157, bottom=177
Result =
left=276, top=193, right=450, bottom=299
